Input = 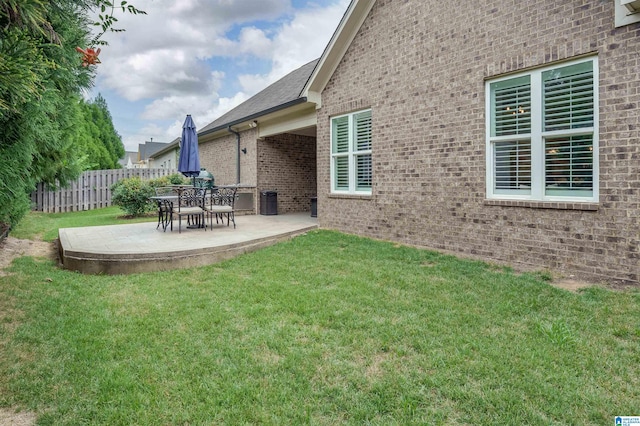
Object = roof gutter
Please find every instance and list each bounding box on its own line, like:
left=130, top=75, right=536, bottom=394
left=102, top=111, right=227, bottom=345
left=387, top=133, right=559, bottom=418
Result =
left=199, top=97, right=308, bottom=137
left=227, top=126, right=241, bottom=185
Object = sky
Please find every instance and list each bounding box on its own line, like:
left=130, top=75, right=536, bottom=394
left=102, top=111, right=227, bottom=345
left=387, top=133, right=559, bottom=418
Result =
left=88, top=0, right=351, bottom=152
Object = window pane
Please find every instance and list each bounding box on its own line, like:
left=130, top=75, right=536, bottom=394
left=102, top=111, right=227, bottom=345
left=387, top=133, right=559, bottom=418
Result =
left=494, top=140, right=531, bottom=194
left=332, top=116, right=349, bottom=153
left=491, top=76, right=531, bottom=137
left=356, top=153, right=372, bottom=190
left=334, top=156, right=349, bottom=190
left=545, top=135, right=593, bottom=196
left=354, top=111, right=372, bottom=151
left=543, top=62, right=594, bottom=131
left=331, top=109, right=372, bottom=194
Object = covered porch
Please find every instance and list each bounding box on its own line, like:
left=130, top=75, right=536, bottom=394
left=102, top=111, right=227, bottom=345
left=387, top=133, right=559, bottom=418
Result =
left=196, top=59, right=319, bottom=218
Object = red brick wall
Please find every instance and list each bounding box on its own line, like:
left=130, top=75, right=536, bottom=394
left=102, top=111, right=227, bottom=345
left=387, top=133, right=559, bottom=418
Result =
left=317, top=1, right=639, bottom=285
left=258, top=134, right=317, bottom=214
left=199, top=130, right=259, bottom=187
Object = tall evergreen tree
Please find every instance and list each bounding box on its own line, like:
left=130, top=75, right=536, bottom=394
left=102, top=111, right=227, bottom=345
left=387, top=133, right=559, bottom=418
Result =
left=0, top=0, right=143, bottom=228
left=70, top=95, right=125, bottom=170
left=90, top=94, right=125, bottom=169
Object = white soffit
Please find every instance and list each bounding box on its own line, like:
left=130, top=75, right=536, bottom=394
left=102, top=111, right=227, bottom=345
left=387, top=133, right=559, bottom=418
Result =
left=615, top=0, right=640, bottom=27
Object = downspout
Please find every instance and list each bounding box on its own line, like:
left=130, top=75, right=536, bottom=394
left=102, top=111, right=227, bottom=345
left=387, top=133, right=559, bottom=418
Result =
left=227, top=126, right=241, bottom=184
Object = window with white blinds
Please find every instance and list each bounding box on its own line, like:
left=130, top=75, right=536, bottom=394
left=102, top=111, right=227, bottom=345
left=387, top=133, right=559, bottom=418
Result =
left=486, top=58, right=598, bottom=202
left=331, top=109, right=372, bottom=194
left=494, top=140, right=531, bottom=194
left=491, top=76, right=531, bottom=137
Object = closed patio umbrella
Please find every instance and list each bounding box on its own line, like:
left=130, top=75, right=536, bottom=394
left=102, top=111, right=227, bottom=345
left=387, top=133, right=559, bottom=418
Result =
left=177, top=115, right=205, bottom=229
left=178, top=114, right=200, bottom=183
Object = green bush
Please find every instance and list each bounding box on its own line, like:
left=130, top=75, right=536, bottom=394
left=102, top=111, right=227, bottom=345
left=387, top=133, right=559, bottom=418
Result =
left=148, top=173, right=188, bottom=188
left=169, top=173, right=190, bottom=185
left=111, top=177, right=155, bottom=216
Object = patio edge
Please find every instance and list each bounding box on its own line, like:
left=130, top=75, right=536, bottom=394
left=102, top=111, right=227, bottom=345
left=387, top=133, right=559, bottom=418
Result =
left=59, top=225, right=317, bottom=275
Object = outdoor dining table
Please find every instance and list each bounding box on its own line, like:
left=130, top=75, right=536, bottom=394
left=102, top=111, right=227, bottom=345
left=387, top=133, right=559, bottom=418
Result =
left=150, top=185, right=213, bottom=232
left=149, top=194, right=177, bottom=232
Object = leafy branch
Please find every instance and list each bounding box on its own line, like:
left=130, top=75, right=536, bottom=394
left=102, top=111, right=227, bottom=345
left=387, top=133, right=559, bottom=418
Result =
left=91, top=0, right=146, bottom=46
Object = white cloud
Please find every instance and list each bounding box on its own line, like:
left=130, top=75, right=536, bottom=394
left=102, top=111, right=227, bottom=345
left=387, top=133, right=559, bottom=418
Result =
left=237, top=27, right=274, bottom=58
left=140, top=71, right=225, bottom=120
left=122, top=122, right=167, bottom=149
left=141, top=94, right=210, bottom=121
left=235, top=0, right=350, bottom=93
left=99, top=50, right=214, bottom=102
left=90, top=0, right=350, bottom=152
left=211, top=92, right=251, bottom=119
left=135, top=92, right=250, bottom=145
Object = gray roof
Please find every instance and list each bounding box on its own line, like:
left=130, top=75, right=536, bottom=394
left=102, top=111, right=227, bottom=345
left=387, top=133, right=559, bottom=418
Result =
left=149, top=137, right=180, bottom=158
left=199, top=58, right=319, bottom=135
left=118, top=151, right=138, bottom=167
left=139, top=142, right=170, bottom=160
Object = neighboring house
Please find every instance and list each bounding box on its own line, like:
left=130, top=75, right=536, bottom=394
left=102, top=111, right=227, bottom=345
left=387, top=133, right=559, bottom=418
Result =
left=137, top=140, right=170, bottom=168
left=299, top=0, right=639, bottom=285
left=149, top=137, right=180, bottom=170
left=197, top=59, right=319, bottom=215
left=118, top=151, right=138, bottom=169
left=118, top=140, right=177, bottom=170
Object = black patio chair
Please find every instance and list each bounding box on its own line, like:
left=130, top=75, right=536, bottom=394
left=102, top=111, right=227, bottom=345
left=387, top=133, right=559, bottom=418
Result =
left=173, top=187, right=207, bottom=233
left=154, top=186, right=176, bottom=231
left=205, top=186, right=237, bottom=229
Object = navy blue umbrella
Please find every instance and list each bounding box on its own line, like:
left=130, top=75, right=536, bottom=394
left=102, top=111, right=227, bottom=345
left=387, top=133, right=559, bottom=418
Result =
left=178, top=114, right=200, bottom=180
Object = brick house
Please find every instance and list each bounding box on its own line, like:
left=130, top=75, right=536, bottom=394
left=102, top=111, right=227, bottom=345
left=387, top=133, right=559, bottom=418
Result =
left=301, top=0, right=639, bottom=285
left=197, top=59, right=319, bottom=215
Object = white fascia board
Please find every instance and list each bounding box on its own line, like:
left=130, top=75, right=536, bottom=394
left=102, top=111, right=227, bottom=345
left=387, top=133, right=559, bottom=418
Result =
left=198, top=103, right=316, bottom=142
left=258, top=108, right=317, bottom=138
left=616, top=0, right=640, bottom=26
left=303, top=0, right=376, bottom=97
left=306, top=90, right=322, bottom=109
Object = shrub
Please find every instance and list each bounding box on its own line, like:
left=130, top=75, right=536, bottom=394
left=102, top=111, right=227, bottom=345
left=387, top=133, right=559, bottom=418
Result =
left=168, top=173, right=189, bottom=185
left=111, top=177, right=155, bottom=216
left=148, top=173, right=188, bottom=188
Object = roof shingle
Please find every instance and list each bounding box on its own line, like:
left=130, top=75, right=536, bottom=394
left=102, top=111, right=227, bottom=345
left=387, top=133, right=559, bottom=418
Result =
left=199, top=58, right=319, bottom=135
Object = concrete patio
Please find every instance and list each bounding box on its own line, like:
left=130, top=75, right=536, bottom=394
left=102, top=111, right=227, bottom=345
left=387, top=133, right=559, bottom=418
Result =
left=58, top=213, right=318, bottom=275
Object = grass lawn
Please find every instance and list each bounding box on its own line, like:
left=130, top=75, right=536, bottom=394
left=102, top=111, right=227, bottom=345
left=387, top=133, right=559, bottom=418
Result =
left=0, top=210, right=639, bottom=425
left=10, top=207, right=155, bottom=242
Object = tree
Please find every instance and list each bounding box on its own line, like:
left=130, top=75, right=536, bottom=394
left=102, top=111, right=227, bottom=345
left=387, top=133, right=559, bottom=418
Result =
left=0, top=0, right=144, bottom=228
left=90, top=94, right=125, bottom=168
left=71, top=94, right=125, bottom=170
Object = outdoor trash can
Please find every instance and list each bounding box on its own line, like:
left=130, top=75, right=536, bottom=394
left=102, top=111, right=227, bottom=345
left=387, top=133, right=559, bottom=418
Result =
left=310, top=196, right=317, bottom=217
left=260, top=190, right=277, bottom=215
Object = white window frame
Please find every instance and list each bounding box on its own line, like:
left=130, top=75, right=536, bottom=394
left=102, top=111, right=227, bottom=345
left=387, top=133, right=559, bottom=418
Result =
left=616, top=0, right=640, bottom=27
left=330, top=109, right=372, bottom=195
left=485, top=57, right=599, bottom=203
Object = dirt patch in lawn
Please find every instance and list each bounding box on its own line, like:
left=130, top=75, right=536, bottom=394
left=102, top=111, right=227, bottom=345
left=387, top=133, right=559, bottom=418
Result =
left=551, top=278, right=594, bottom=292
left=0, top=237, right=57, bottom=276
left=0, top=409, right=36, bottom=426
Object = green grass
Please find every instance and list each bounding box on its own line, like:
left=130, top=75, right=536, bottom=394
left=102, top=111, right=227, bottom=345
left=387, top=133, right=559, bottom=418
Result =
left=1, top=210, right=639, bottom=425
left=11, top=207, right=155, bottom=241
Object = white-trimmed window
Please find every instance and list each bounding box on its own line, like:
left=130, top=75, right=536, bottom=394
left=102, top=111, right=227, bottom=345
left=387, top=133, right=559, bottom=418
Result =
left=615, top=0, right=640, bottom=27
left=331, top=109, right=372, bottom=194
left=486, top=57, right=598, bottom=202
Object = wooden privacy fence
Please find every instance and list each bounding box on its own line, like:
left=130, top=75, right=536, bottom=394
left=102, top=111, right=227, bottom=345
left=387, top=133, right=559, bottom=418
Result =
left=31, top=168, right=176, bottom=213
